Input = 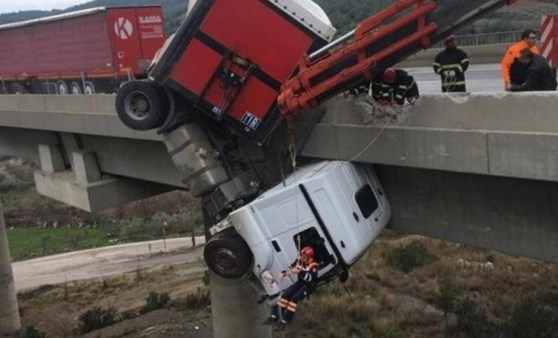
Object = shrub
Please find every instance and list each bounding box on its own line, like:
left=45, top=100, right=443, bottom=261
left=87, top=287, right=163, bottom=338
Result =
left=78, top=306, right=117, bottom=334
left=431, top=278, right=462, bottom=330
left=387, top=241, right=434, bottom=273
left=19, top=326, right=46, bottom=338
left=172, top=287, right=211, bottom=310
left=504, top=294, right=558, bottom=338
left=454, top=297, right=494, bottom=338
left=142, top=291, right=171, bottom=314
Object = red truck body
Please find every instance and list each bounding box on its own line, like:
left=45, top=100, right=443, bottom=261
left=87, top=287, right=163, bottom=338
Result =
left=0, top=6, right=165, bottom=94
left=149, top=0, right=336, bottom=136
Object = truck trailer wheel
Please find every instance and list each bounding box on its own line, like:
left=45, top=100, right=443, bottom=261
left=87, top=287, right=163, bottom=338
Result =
left=70, top=82, right=81, bottom=95
left=203, top=233, right=253, bottom=279
left=10, top=82, right=27, bottom=94
left=116, top=80, right=168, bottom=130
left=57, top=80, right=68, bottom=95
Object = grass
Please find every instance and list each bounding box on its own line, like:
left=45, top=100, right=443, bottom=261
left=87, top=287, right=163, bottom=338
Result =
left=7, top=227, right=110, bottom=260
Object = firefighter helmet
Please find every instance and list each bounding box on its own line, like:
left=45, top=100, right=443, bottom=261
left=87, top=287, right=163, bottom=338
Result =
left=383, top=68, right=396, bottom=84
left=444, top=34, right=456, bottom=45
left=301, top=246, right=314, bottom=258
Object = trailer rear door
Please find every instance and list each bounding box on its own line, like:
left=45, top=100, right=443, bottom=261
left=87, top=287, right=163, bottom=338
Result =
left=107, top=8, right=143, bottom=76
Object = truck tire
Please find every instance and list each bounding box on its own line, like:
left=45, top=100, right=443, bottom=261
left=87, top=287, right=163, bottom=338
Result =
left=84, top=82, right=95, bottom=95
left=203, top=233, right=253, bottom=279
left=57, top=80, right=68, bottom=95
left=70, top=82, right=81, bottom=95
left=10, top=82, right=27, bottom=94
left=115, top=80, right=168, bottom=130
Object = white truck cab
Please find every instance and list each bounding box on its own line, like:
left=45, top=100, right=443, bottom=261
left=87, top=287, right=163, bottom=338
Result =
left=204, top=161, right=391, bottom=297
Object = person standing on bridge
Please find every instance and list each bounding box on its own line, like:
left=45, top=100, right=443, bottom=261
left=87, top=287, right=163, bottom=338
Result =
left=433, top=35, right=470, bottom=92
left=502, top=29, right=539, bottom=90
left=263, top=246, right=319, bottom=325
left=372, top=68, right=419, bottom=105
left=508, top=48, right=557, bottom=92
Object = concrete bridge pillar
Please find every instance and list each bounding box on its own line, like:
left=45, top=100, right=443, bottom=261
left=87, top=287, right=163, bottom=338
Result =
left=0, top=196, right=20, bottom=336
left=210, top=273, right=272, bottom=338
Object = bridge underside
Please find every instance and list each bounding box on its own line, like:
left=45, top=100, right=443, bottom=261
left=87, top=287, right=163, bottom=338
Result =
left=1, top=93, right=558, bottom=261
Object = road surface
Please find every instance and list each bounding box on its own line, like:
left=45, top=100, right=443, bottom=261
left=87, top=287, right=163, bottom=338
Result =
left=12, top=237, right=206, bottom=291
left=409, top=63, right=503, bottom=93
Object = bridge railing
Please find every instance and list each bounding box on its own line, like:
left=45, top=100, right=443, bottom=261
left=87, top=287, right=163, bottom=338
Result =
left=432, top=30, right=525, bottom=48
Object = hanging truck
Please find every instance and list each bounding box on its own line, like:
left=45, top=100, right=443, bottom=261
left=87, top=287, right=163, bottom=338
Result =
left=0, top=6, right=166, bottom=94
left=115, top=0, right=518, bottom=295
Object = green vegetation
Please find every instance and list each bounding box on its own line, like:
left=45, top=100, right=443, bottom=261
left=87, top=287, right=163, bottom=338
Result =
left=7, top=227, right=108, bottom=260
left=18, top=326, right=46, bottom=338
left=387, top=241, right=435, bottom=273
left=78, top=306, right=117, bottom=334
left=142, top=290, right=171, bottom=314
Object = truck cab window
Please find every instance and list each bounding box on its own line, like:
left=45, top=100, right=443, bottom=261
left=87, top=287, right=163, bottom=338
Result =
left=355, top=184, right=379, bottom=219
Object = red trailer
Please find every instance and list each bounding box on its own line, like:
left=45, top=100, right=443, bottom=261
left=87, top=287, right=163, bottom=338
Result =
left=0, top=6, right=166, bottom=95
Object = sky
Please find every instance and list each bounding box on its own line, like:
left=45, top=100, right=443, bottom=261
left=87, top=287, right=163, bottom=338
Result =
left=0, top=1, right=87, bottom=14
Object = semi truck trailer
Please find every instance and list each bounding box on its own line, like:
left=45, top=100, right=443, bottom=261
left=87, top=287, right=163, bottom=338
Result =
left=0, top=6, right=166, bottom=95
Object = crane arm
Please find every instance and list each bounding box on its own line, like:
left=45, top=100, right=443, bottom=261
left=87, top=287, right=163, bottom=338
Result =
left=278, top=0, right=517, bottom=115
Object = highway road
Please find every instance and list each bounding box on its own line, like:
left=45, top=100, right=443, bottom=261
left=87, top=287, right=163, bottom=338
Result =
left=409, top=63, right=504, bottom=93
left=12, top=237, right=206, bottom=292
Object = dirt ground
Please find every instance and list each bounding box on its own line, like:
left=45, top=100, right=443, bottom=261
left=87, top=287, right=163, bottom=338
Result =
left=18, top=260, right=212, bottom=338
left=15, top=233, right=558, bottom=338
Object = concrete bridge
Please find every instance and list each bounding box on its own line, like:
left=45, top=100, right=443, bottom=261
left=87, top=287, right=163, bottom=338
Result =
left=1, top=91, right=558, bottom=336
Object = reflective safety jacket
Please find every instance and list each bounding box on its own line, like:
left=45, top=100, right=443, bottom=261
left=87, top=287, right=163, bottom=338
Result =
left=433, top=47, right=469, bottom=92
left=501, top=41, right=539, bottom=85
left=286, top=258, right=319, bottom=287
left=372, top=69, right=419, bottom=105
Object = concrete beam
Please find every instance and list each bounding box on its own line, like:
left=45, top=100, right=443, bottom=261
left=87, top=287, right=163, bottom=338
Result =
left=0, top=196, right=20, bottom=335
left=300, top=94, right=558, bottom=182
left=378, top=165, right=558, bottom=262
left=38, top=144, right=66, bottom=174
left=0, top=94, right=157, bottom=141
left=34, top=171, right=174, bottom=212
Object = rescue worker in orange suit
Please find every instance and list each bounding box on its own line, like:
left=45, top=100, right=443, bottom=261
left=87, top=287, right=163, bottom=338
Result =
left=372, top=68, right=419, bottom=105
left=263, top=246, right=319, bottom=325
left=433, top=35, right=469, bottom=92
left=508, top=48, right=557, bottom=92
left=502, top=29, right=539, bottom=90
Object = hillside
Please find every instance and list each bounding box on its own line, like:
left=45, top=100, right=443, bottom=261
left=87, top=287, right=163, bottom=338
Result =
left=0, top=0, right=556, bottom=36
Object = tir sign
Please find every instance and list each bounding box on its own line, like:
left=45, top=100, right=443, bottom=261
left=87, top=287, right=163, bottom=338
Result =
left=114, top=17, right=134, bottom=40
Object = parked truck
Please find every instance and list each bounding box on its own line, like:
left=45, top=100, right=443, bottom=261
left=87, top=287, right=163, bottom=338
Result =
left=0, top=6, right=166, bottom=95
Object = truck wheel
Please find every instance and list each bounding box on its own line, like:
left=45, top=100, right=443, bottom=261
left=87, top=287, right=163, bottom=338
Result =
left=84, top=82, right=95, bottom=95
left=10, top=82, right=27, bottom=94
left=203, top=233, right=253, bottom=279
left=115, top=80, right=168, bottom=130
left=70, top=82, right=81, bottom=95
left=57, top=81, right=68, bottom=95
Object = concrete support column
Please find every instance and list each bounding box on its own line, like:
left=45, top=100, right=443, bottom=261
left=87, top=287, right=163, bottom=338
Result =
left=210, top=273, right=272, bottom=338
left=0, top=196, right=21, bottom=336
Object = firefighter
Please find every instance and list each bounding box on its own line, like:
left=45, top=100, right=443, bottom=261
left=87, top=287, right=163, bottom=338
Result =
left=433, top=35, right=469, bottom=92
left=508, top=48, right=557, bottom=92
left=372, top=68, right=419, bottom=105
left=502, top=29, right=539, bottom=90
left=263, top=246, right=319, bottom=325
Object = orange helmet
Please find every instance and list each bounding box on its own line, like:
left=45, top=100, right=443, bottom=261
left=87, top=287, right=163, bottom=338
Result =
left=383, top=68, right=396, bottom=84
left=301, top=246, right=314, bottom=258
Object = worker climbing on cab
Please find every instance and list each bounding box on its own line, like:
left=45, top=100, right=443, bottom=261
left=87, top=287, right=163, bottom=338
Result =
left=372, top=68, right=420, bottom=105
left=263, top=246, right=319, bottom=325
